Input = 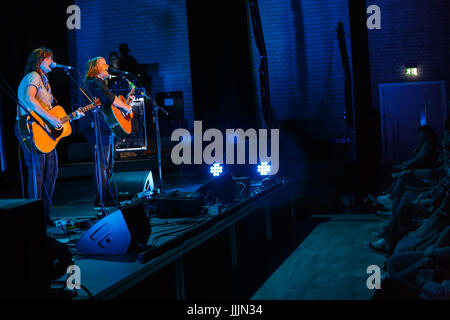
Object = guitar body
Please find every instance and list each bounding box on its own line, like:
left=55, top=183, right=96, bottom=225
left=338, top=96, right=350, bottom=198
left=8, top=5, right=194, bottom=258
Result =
left=18, top=106, right=71, bottom=154
left=102, top=95, right=134, bottom=139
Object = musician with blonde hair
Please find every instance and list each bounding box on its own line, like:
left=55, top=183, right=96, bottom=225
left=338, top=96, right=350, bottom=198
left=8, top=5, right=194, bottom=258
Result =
left=80, top=56, right=133, bottom=208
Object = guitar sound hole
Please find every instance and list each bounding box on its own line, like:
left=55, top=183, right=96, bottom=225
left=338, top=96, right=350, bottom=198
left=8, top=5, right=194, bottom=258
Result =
left=51, top=128, right=63, bottom=139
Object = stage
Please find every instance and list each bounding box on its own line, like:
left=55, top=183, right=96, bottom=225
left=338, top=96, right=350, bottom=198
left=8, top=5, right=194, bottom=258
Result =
left=46, top=166, right=298, bottom=300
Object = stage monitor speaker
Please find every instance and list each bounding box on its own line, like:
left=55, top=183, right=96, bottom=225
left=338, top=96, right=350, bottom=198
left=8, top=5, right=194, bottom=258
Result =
left=0, top=199, right=48, bottom=298
left=77, top=204, right=151, bottom=255
left=110, top=170, right=154, bottom=199
left=196, top=172, right=236, bottom=203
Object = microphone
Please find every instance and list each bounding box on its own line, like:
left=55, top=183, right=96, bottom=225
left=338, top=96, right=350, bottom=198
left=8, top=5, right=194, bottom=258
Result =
left=52, top=62, right=74, bottom=70
left=108, top=67, right=130, bottom=75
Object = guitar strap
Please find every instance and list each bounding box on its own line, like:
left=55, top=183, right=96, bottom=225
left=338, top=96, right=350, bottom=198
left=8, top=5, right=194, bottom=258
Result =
left=40, top=73, right=56, bottom=108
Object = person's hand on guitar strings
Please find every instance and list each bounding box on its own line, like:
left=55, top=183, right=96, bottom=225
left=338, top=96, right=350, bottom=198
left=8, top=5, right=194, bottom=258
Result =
left=47, top=114, right=63, bottom=129
left=73, top=110, right=85, bottom=120
left=125, top=104, right=133, bottom=117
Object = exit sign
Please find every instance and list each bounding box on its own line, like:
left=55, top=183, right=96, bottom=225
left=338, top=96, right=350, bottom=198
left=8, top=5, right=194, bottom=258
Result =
left=405, top=67, right=418, bottom=76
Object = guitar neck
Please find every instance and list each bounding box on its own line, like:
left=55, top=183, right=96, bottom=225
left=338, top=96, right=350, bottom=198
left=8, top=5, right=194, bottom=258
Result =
left=125, top=81, right=136, bottom=105
left=126, top=90, right=135, bottom=105
left=60, top=102, right=97, bottom=123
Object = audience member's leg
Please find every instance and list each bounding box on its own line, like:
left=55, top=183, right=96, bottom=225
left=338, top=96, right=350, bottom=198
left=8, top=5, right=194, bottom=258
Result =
left=387, top=251, right=425, bottom=279
left=386, top=191, right=422, bottom=253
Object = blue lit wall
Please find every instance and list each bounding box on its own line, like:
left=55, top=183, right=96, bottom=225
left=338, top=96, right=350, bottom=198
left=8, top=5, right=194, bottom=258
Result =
left=69, top=0, right=194, bottom=125
left=249, top=0, right=353, bottom=141
left=367, top=0, right=450, bottom=112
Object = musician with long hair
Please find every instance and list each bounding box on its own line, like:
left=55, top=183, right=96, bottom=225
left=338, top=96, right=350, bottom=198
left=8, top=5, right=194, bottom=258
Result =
left=14, top=47, right=69, bottom=223
left=80, top=56, right=133, bottom=208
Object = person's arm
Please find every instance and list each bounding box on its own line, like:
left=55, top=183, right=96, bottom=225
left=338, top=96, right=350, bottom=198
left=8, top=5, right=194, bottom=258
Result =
left=403, top=141, right=435, bottom=169
left=435, top=226, right=450, bottom=247
left=420, top=280, right=450, bottom=300
left=90, top=79, right=133, bottom=115
left=428, top=174, right=450, bottom=204
left=112, top=96, right=132, bottom=115
left=21, top=85, right=62, bottom=128
left=428, top=246, right=450, bottom=264
left=414, top=210, right=441, bottom=238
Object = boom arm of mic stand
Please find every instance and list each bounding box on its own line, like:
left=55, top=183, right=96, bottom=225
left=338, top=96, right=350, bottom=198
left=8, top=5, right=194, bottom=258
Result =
left=64, top=69, right=96, bottom=105
left=145, top=92, right=169, bottom=116
left=122, top=76, right=168, bottom=114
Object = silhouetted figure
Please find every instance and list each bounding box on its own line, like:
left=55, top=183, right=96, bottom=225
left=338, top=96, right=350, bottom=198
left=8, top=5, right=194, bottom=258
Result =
left=118, top=43, right=140, bottom=76
left=108, top=51, right=120, bottom=69
left=107, top=51, right=128, bottom=90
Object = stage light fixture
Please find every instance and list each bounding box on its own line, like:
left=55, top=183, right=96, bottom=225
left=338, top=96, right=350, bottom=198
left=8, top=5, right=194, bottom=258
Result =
left=257, top=162, right=271, bottom=175
left=210, top=163, right=223, bottom=177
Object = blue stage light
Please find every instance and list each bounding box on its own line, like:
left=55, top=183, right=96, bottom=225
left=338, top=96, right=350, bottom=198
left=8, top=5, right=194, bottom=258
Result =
left=257, top=162, right=271, bottom=175
left=210, top=163, right=223, bottom=177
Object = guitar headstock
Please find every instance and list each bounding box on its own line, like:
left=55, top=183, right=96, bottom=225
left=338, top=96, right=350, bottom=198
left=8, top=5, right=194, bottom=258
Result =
left=126, top=79, right=136, bottom=96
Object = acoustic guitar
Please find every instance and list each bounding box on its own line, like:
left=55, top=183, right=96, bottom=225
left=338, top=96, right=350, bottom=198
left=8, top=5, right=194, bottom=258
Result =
left=18, top=99, right=101, bottom=154
left=102, top=80, right=135, bottom=138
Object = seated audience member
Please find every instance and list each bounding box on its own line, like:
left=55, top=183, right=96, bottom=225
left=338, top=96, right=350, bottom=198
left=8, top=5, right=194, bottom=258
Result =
left=365, top=125, right=442, bottom=211
left=392, top=198, right=449, bottom=254
left=371, top=206, right=450, bottom=300
left=388, top=225, right=450, bottom=278
left=368, top=126, right=450, bottom=244
left=394, top=124, right=440, bottom=171
left=369, top=173, right=449, bottom=254
left=381, top=223, right=450, bottom=299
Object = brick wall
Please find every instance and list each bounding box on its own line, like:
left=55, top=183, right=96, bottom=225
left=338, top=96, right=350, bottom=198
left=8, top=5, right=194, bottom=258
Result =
left=249, top=0, right=354, bottom=141
left=70, top=0, right=193, bottom=125
left=367, top=0, right=450, bottom=112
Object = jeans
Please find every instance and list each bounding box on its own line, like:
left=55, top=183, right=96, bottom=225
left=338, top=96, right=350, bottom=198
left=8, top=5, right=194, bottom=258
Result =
left=387, top=195, right=430, bottom=253
left=388, top=250, right=450, bottom=286
left=15, top=123, right=58, bottom=220
left=394, top=235, right=425, bottom=254
left=390, top=171, right=432, bottom=199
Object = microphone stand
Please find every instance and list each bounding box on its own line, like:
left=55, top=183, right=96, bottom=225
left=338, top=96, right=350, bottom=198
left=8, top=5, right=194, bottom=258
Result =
left=147, top=91, right=168, bottom=194
left=63, top=68, right=109, bottom=216
left=121, top=74, right=168, bottom=194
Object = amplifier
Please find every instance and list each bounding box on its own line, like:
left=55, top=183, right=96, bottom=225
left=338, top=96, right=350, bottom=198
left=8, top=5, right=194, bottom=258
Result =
left=0, top=199, right=48, bottom=298
left=156, top=191, right=205, bottom=219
